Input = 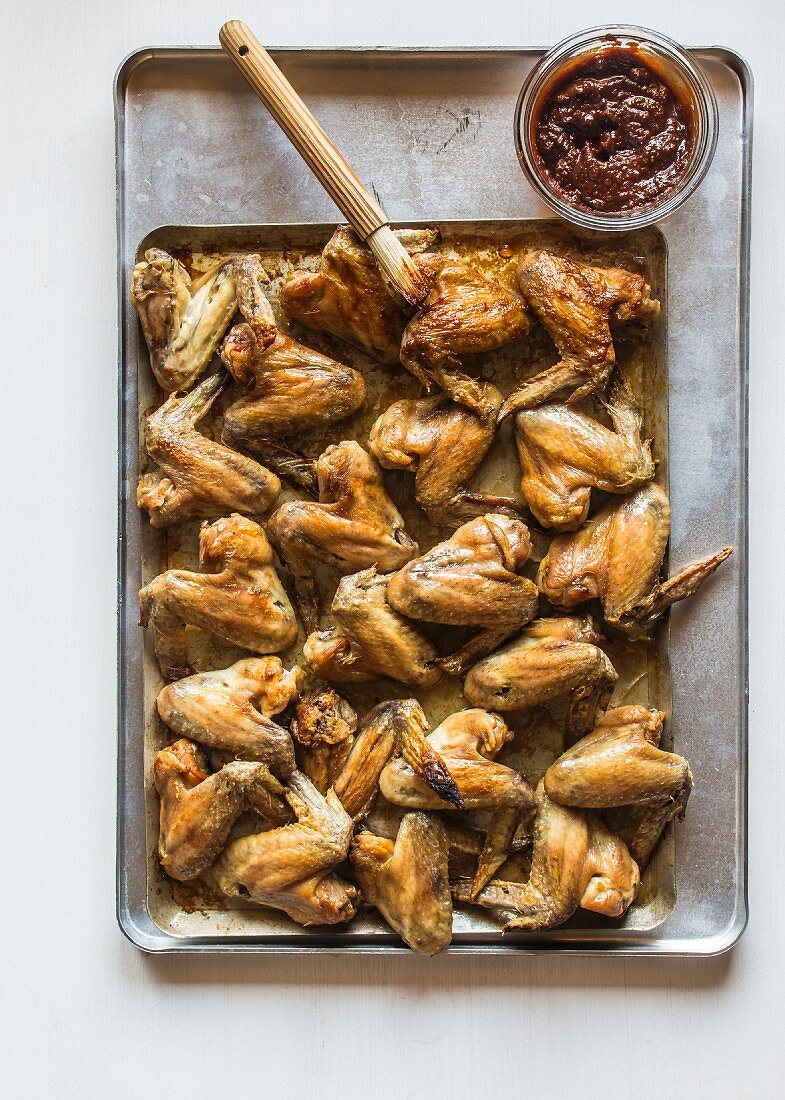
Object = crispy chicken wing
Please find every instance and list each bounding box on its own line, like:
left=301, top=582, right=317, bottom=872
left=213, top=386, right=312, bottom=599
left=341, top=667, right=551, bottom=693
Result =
left=463, top=616, right=618, bottom=738
left=279, top=226, right=438, bottom=363
left=351, top=813, right=452, bottom=955
left=137, top=372, right=281, bottom=527
left=380, top=707, right=535, bottom=896
left=221, top=313, right=366, bottom=493
left=368, top=387, right=524, bottom=526
left=513, top=376, right=655, bottom=530
left=139, top=514, right=298, bottom=680
left=543, top=706, right=693, bottom=868
left=401, top=255, right=531, bottom=421
left=153, top=739, right=290, bottom=881
left=156, top=657, right=301, bottom=777
left=333, top=699, right=461, bottom=819
left=454, top=782, right=639, bottom=930
left=213, top=771, right=358, bottom=926
left=304, top=568, right=441, bottom=688
left=387, top=514, right=539, bottom=675
left=537, top=483, right=733, bottom=639
left=291, top=688, right=357, bottom=793
left=500, top=250, right=660, bottom=417
left=131, top=250, right=273, bottom=392
left=267, top=442, right=418, bottom=631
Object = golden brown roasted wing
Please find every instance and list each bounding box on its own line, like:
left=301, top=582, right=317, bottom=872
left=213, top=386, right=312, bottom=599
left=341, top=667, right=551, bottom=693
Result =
left=279, top=226, right=438, bottom=363
left=401, top=255, right=531, bottom=420
left=351, top=813, right=452, bottom=955
left=156, top=657, right=301, bottom=777
left=304, top=568, right=441, bottom=688
left=387, top=514, right=539, bottom=675
left=130, top=250, right=273, bottom=392
left=500, top=250, right=660, bottom=416
left=368, top=387, right=522, bottom=525
left=139, top=514, right=298, bottom=680
left=462, top=616, right=618, bottom=738
left=513, top=376, right=655, bottom=530
left=333, top=699, right=460, bottom=820
left=454, top=782, right=639, bottom=930
left=537, top=483, right=733, bottom=639
left=543, top=705, right=693, bottom=868
left=137, top=372, right=281, bottom=527
left=268, top=442, right=418, bottom=631
left=291, top=688, right=357, bottom=793
left=213, top=771, right=358, bottom=926
left=153, top=739, right=289, bottom=881
left=221, top=314, right=366, bottom=493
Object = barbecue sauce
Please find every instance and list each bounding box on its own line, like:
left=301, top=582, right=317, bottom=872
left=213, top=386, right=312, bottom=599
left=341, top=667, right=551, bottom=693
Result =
left=532, top=47, right=695, bottom=214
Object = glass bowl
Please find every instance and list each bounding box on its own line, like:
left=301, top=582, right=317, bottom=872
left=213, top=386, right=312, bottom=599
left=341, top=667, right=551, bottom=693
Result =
left=514, top=25, right=719, bottom=231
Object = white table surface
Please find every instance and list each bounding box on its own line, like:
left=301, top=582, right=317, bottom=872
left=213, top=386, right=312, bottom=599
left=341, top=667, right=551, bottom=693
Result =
left=1, top=0, right=781, bottom=1095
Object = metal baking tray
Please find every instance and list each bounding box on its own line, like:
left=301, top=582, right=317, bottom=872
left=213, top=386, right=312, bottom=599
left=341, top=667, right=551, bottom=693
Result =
left=115, top=46, right=750, bottom=954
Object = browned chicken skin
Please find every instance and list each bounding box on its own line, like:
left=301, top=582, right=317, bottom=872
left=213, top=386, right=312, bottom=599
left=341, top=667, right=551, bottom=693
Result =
left=500, top=250, right=660, bottom=417
left=454, top=781, right=639, bottom=930
left=538, top=483, right=733, bottom=639
left=153, top=739, right=290, bottom=881
left=401, top=255, right=531, bottom=420
left=137, top=372, right=281, bottom=528
left=351, top=813, right=453, bottom=955
left=213, top=771, right=358, bottom=926
left=544, top=706, right=693, bottom=868
left=131, top=250, right=273, bottom=392
left=380, top=707, right=535, bottom=897
left=387, top=514, right=539, bottom=675
left=513, top=375, right=655, bottom=531
left=268, top=442, right=418, bottom=632
left=156, top=657, right=301, bottom=777
left=280, top=226, right=438, bottom=363
left=304, top=568, right=441, bottom=688
left=463, top=616, right=618, bottom=738
left=221, top=316, right=367, bottom=493
left=334, top=699, right=461, bottom=819
left=291, top=688, right=357, bottom=794
left=139, top=514, right=298, bottom=680
left=368, top=387, right=523, bottom=526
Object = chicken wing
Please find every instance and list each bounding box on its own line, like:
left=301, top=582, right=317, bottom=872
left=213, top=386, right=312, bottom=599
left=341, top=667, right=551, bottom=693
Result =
left=499, top=250, right=660, bottom=417
left=543, top=706, right=693, bottom=868
left=139, top=514, right=298, bottom=680
left=137, top=372, right=281, bottom=527
left=221, top=315, right=366, bottom=493
left=454, top=782, right=639, bottom=930
left=537, top=483, right=733, bottom=639
left=401, top=255, right=531, bottom=421
left=380, top=707, right=535, bottom=897
left=153, top=738, right=290, bottom=881
left=279, top=226, right=438, bottom=363
left=368, top=387, right=523, bottom=526
left=513, top=375, right=655, bottom=530
left=387, top=514, right=539, bottom=675
left=291, top=688, right=357, bottom=793
left=333, top=699, right=461, bottom=819
left=156, top=657, right=301, bottom=777
left=463, top=616, right=618, bottom=738
left=267, top=442, right=418, bottom=631
left=304, top=568, right=441, bottom=688
left=213, top=771, right=358, bottom=926
left=351, top=813, right=452, bottom=955
left=131, top=250, right=274, bottom=392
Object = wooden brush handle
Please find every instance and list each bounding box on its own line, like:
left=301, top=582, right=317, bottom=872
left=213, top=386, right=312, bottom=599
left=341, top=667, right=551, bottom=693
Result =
left=219, top=20, right=428, bottom=305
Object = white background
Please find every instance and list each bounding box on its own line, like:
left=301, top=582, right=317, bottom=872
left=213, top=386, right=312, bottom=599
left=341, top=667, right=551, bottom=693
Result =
left=1, top=1, right=781, bottom=1096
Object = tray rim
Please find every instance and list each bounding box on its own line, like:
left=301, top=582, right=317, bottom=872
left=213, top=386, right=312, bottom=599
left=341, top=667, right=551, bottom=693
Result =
left=115, top=46, right=751, bottom=957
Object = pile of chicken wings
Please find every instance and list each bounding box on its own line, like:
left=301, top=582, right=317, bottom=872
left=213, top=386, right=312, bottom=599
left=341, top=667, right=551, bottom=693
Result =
left=133, top=229, right=731, bottom=953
